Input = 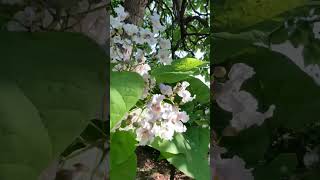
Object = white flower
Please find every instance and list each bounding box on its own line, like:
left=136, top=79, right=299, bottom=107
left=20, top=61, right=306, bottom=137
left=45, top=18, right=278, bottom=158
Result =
left=181, top=81, right=190, bottom=89
left=157, top=49, right=172, bottom=65
left=114, top=5, right=128, bottom=21
left=150, top=12, right=160, bottom=23
left=145, top=94, right=165, bottom=120
left=177, top=111, right=189, bottom=123
left=120, top=41, right=133, bottom=61
left=110, top=46, right=124, bottom=62
left=139, top=28, right=156, bottom=45
left=159, top=38, right=171, bottom=50
left=139, top=28, right=152, bottom=37
left=178, top=90, right=195, bottom=104
left=123, top=24, right=139, bottom=36
left=215, top=63, right=276, bottom=131
left=134, top=64, right=151, bottom=76
left=159, top=83, right=173, bottom=96
left=110, top=16, right=122, bottom=29
left=176, top=82, right=195, bottom=104
left=132, top=35, right=144, bottom=44
left=230, top=103, right=275, bottom=131
left=161, top=103, right=174, bottom=119
left=112, top=35, right=124, bottom=44
left=150, top=12, right=165, bottom=32
left=135, top=49, right=146, bottom=62
left=136, top=127, right=154, bottom=145
left=303, top=149, right=319, bottom=167
left=168, top=120, right=186, bottom=133
left=152, top=123, right=175, bottom=141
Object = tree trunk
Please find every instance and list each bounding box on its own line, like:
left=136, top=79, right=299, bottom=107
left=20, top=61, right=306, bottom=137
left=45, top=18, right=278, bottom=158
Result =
left=124, top=0, right=148, bottom=25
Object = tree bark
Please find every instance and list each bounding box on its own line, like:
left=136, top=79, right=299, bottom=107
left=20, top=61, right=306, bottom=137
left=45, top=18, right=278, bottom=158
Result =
left=124, top=0, right=148, bottom=25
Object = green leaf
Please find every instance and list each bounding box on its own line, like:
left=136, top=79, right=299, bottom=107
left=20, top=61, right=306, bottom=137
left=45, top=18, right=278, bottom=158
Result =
left=110, top=153, right=137, bottom=180
left=212, top=30, right=267, bottom=64
left=151, top=71, right=193, bottom=83
left=110, top=131, right=137, bottom=166
left=110, top=87, right=127, bottom=130
left=254, top=153, right=298, bottom=180
left=151, top=134, right=189, bottom=155
left=187, top=77, right=210, bottom=104
left=151, top=58, right=206, bottom=83
left=0, top=32, right=106, bottom=179
left=0, top=81, right=52, bottom=180
left=172, top=58, right=207, bottom=71
left=225, top=47, right=320, bottom=130
left=214, top=0, right=307, bottom=32
left=221, top=125, right=270, bottom=165
left=152, top=127, right=210, bottom=180
left=110, top=71, right=144, bottom=130
left=110, top=131, right=137, bottom=180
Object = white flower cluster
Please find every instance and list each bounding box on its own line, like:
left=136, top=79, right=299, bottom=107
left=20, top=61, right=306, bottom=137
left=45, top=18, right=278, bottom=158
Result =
left=111, top=5, right=173, bottom=99
left=215, top=63, right=276, bottom=131
left=117, top=82, right=195, bottom=145
left=110, top=4, right=197, bottom=145
left=110, top=5, right=171, bottom=65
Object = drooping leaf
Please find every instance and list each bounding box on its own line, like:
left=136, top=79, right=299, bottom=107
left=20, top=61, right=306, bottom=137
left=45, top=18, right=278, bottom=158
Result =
left=0, top=32, right=106, bottom=179
left=187, top=76, right=210, bottom=104
left=110, top=71, right=144, bottom=130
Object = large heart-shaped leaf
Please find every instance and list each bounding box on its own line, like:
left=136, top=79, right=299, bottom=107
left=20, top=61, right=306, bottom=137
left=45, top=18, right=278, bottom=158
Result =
left=0, top=32, right=106, bottom=179
left=110, top=71, right=144, bottom=130
left=225, top=47, right=320, bottom=130
left=152, top=127, right=210, bottom=180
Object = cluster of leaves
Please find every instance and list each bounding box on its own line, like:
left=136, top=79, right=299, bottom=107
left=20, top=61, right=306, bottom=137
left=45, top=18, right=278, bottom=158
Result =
left=212, top=0, right=320, bottom=179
